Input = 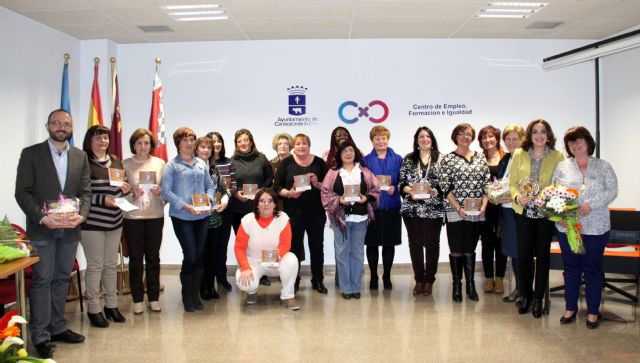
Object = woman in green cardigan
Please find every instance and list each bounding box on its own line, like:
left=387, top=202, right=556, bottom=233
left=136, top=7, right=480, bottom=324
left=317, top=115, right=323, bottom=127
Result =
left=509, top=119, right=564, bottom=318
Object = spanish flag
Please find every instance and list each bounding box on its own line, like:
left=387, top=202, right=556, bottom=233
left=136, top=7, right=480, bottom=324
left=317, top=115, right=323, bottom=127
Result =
left=88, top=59, right=103, bottom=128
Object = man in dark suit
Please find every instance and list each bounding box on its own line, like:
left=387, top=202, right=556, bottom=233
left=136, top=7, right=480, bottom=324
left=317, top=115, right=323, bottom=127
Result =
left=15, top=109, right=91, bottom=359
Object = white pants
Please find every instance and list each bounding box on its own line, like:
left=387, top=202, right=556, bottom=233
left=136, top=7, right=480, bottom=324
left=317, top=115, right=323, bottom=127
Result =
left=235, top=252, right=299, bottom=299
left=81, top=229, right=122, bottom=313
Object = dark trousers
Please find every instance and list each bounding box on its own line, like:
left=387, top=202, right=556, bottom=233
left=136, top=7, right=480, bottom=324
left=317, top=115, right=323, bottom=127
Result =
left=558, top=231, right=609, bottom=315
left=171, top=217, right=209, bottom=274
left=215, top=209, right=234, bottom=281
left=481, top=216, right=507, bottom=278
left=515, top=214, right=555, bottom=299
left=202, top=226, right=219, bottom=287
left=232, top=212, right=244, bottom=235
left=404, top=216, right=442, bottom=283
left=123, top=218, right=164, bottom=303
left=290, top=214, right=327, bottom=283
left=446, top=221, right=481, bottom=254
left=29, top=231, right=78, bottom=345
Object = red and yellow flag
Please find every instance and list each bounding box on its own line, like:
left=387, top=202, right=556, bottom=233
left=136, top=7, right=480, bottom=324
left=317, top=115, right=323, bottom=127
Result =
left=88, top=59, right=103, bottom=128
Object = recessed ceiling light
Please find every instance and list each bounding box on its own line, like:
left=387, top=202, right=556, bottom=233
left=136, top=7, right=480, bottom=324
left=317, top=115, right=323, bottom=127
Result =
left=476, top=1, right=548, bottom=19
left=476, top=14, right=528, bottom=19
left=483, top=8, right=536, bottom=13
left=487, top=2, right=548, bottom=7
left=168, top=11, right=226, bottom=16
left=175, top=16, right=229, bottom=22
left=162, top=4, right=229, bottom=21
left=163, top=4, right=221, bottom=10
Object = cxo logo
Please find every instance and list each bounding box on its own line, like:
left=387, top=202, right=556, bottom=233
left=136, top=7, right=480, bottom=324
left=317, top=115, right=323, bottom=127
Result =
left=288, top=86, right=307, bottom=116
left=338, top=100, right=389, bottom=124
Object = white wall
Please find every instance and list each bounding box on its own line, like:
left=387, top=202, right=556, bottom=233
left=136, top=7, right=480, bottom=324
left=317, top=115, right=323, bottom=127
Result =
left=0, top=6, right=80, bottom=225
left=600, top=46, right=640, bottom=209
left=115, top=39, right=595, bottom=266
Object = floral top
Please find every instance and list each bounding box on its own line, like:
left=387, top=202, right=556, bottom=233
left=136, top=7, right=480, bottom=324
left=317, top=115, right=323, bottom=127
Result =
left=440, top=151, right=490, bottom=223
left=398, top=153, right=444, bottom=219
left=551, top=157, right=618, bottom=235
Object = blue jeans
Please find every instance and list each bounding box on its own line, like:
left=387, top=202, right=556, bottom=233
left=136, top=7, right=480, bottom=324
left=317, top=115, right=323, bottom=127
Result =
left=332, top=221, right=367, bottom=294
left=557, top=231, right=609, bottom=315
left=171, top=217, right=209, bottom=274
left=29, top=230, right=79, bottom=344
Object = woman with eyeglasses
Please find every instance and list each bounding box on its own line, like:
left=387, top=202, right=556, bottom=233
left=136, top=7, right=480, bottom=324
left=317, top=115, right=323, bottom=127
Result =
left=440, top=123, right=490, bottom=303
left=234, top=188, right=299, bottom=310
left=273, top=134, right=329, bottom=294
left=122, top=128, right=165, bottom=314
left=162, top=128, right=216, bottom=312
left=321, top=141, right=380, bottom=299
left=509, top=119, right=564, bottom=318
left=552, top=127, right=617, bottom=329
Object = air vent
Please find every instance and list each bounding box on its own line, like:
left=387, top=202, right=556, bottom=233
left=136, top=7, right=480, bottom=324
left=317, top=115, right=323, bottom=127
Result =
left=527, top=21, right=563, bottom=29
left=138, top=25, right=174, bottom=33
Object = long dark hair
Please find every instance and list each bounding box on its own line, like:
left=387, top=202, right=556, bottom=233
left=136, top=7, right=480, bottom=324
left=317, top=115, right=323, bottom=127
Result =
left=521, top=119, right=556, bottom=151
left=409, top=126, right=440, bottom=165
left=83, top=125, right=111, bottom=160
left=326, top=126, right=354, bottom=168
left=332, top=140, right=366, bottom=170
left=206, top=131, right=226, bottom=161
left=253, top=188, right=281, bottom=219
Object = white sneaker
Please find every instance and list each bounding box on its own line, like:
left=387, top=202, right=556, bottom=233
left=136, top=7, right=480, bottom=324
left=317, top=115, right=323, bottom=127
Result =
left=149, top=301, right=162, bottom=312
left=132, top=302, right=144, bottom=314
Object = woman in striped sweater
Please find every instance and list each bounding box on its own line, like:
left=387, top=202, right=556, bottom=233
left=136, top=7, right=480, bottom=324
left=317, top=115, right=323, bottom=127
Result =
left=81, top=125, right=131, bottom=328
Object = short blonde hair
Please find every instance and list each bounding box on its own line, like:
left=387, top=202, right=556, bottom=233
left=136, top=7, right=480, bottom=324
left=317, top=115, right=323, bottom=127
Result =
left=271, top=132, right=293, bottom=151
left=502, top=124, right=525, bottom=142
left=369, top=125, right=390, bottom=141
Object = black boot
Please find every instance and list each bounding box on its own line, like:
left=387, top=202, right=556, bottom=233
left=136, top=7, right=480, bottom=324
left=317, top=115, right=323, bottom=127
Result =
left=180, top=271, right=195, bottom=313
left=200, top=279, right=214, bottom=300
left=192, top=269, right=204, bottom=310
left=449, top=255, right=463, bottom=303
left=464, top=253, right=479, bottom=301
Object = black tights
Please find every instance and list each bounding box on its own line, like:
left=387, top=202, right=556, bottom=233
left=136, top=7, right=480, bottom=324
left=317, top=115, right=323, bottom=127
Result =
left=366, top=246, right=395, bottom=279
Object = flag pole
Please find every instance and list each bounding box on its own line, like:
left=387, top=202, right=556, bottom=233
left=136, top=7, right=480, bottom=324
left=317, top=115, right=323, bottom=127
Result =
left=64, top=53, right=70, bottom=64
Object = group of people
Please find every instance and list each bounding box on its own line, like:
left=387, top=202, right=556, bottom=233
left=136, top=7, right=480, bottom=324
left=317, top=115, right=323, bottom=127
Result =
left=14, top=108, right=618, bottom=359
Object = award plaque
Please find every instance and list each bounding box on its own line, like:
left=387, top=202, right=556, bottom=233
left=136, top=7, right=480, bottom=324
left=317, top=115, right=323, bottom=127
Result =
left=192, top=193, right=211, bottom=212
left=294, top=174, right=311, bottom=192
left=221, top=176, right=231, bottom=190
left=138, top=171, right=156, bottom=189
left=376, top=175, right=392, bottom=191
left=214, top=192, right=222, bottom=207
left=517, top=178, right=539, bottom=198
left=108, top=168, right=125, bottom=187
left=464, top=198, right=482, bottom=216
left=411, top=182, right=432, bottom=200
left=261, top=249, right=279, bottom=268
left=343, top=184, right=361, bottom=202
left=243, top=184, right=258, bottom=200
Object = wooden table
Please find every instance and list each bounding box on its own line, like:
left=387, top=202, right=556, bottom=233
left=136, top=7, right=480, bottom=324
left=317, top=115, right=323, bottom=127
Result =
left=0, top=256, right=40, bottom=342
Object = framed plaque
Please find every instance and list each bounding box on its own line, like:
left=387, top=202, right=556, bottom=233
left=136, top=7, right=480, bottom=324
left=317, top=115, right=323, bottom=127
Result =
left=343, top=184, right=361, bottom=202
left=261, top=249, right=279, bottom=268
left=464, top=198, right=482, bottom=216
left=192, top=193, right=211, bottom=212
left=376, top=175, right=392, bottom=191
left=243, top=184, right=258, bottom=200
left=109, top=168, right=125, bottom=187
left=138, top=171, right=156, bottom=189
left=294, top=174, right=311, bottom=192
left=411, top=182, right=432, bottom=200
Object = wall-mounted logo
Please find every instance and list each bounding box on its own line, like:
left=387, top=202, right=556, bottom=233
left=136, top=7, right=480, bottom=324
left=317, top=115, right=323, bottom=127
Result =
left=288, top=86, right=307, bottom=115
left=338, top=100, right=389, bottom=124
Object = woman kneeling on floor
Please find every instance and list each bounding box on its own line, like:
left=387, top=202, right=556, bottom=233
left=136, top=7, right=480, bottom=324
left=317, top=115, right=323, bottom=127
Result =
left=234, top=188, right=300, bottom=310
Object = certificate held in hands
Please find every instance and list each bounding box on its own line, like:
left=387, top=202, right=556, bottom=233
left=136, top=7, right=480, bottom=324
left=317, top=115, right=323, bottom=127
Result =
left=243, top=184, right=258, bottom=200
left=192, top=194, right=211, bottom=212
left=294, top=174, right=311, bottom=192
left=138, top=171, right=156, bottom=189
left=344, top=184, right=361, bottom=202
left=376, top=175, right=392, bottom=191
left=464, top=198, right=482, bottom=216
left=261, top=249, right=279, bottom=268
left=411, top=182, right=431, bottom=200
left=109, top=168, right=125, bottom=187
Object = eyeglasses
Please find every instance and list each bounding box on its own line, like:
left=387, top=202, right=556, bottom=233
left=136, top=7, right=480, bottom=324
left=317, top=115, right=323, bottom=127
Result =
left=258, top=199, right=274, bottom=204
left=567, top=138, right=585, bottom=146
left=49, top=120, right=73, bottom=129
left=457, top=132, right=472, bottom=138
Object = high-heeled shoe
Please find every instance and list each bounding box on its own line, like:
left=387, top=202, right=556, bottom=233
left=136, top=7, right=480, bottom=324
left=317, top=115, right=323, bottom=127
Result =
left=413, top=282, right=425, bottom=296
left=518, top=297, right=532, bottom=314
left=87, top=312, right=109, bottom=328
left=369, top=276, right=379, bottom=290
left=104, top=307, right=126, bottom=323
left=531, top=298, right=543, bottom=318
left=502, top=289, right=519, bottom=303
left=312, top=282, right=328, bottom=294
left=218, top=279, right=232, bottom=291
left=560, top=311, right=577, bottom=324
left=382, top=277, right=392, bottom=290
left=586, top=314, right=601, bottom=329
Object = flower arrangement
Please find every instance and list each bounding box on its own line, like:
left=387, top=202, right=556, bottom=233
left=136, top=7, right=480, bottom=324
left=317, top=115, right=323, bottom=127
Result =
left=43, top=195, right=79, bottom=222
left=535, top=184, right=584, bottom=254
left=486, top=178, right=510, bottom=205
left=0, top=217, right=31, bottom=264
left=0, top=310, right=55, bottom=362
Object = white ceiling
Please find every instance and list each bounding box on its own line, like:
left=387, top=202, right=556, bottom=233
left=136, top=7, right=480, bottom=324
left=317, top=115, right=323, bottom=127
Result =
left=2, top=0, right=640, bottom=44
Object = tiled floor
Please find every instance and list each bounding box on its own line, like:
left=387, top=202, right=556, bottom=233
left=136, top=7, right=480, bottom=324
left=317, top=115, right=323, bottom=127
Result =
left=34, top=268, right=640, bottom=362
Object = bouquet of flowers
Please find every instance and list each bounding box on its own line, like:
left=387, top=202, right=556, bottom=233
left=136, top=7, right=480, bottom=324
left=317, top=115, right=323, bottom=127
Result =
left=486, top=178, right=510, bottom=205
left=0, top=310, right=55, bottom=362
left=0, top=216, right=31, bottom=264
left=43, top=195, right=80, bottom=222
left=535, top=184, right=584, bottom=254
